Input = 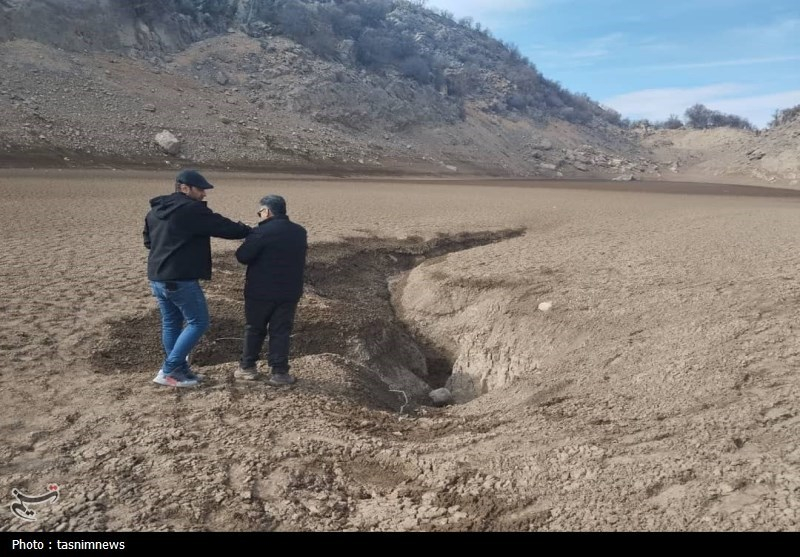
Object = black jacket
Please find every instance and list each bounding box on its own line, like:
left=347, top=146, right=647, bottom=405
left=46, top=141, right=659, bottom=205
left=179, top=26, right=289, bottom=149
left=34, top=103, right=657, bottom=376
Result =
left=235, top=214, right=307, bottom=301
left=143, top=192, right=250, bottom=281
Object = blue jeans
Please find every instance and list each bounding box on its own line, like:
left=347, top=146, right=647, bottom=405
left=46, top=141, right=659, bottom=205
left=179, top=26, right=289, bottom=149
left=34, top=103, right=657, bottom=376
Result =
left=150, top=280, right=210, bottom=374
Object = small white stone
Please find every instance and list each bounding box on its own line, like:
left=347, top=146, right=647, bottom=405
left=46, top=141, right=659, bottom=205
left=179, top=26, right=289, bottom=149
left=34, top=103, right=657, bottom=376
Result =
left=538, top=301, right=553, bottom=312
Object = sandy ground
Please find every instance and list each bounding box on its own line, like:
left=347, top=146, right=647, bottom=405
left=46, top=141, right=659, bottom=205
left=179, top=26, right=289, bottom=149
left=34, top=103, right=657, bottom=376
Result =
left=0, top=169, right=798, bottom=532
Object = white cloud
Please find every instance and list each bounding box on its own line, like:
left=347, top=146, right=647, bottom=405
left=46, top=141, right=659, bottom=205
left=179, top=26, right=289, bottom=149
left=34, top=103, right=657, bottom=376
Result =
left=602, top=84, right=747, bottom=120
left=527, top=32, right=627, bottom=69
left=709, top=90, right=800, bottom=127
left=731, top=18, right=800, bottom=42
left=568, top=32, right=625, bottom=59
left=602, top=84, right=800, bottom=128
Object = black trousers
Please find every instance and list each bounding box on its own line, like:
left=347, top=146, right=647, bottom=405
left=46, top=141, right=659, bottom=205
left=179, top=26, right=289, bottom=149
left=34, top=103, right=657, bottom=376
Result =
left=240, top=298, right=298, bottom=372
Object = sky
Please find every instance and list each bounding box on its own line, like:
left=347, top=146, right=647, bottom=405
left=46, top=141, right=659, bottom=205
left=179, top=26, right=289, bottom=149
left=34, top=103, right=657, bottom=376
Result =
left=423, top=0, right=800, bottom=128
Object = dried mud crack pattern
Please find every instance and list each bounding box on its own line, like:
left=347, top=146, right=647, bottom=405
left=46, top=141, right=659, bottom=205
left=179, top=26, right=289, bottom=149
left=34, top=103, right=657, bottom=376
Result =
left=2, top=172, right=800, bottom=532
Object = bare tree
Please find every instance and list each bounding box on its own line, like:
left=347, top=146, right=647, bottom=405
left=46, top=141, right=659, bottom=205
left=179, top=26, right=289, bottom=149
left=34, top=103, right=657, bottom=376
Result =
left=685, top=104, right=753, bottom=130
left=769, top=104, right=800, bottom=128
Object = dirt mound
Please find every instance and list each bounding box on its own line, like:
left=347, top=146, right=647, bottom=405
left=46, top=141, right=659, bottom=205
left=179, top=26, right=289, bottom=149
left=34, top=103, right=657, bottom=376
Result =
left=91, top=230, right=526, bottom=407
left=640, top=125, right=800, bottom=188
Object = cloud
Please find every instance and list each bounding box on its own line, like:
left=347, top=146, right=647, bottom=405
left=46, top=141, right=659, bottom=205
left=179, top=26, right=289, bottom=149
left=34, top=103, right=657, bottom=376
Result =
left=638, top=55, right=800, bottom=71
left=602, top=84, right=800, bottom=127
left=527, top=32, right=628, bottom=69
left=568, top=32, right=625, bottom=59
left=709, top=90, right=800, bottom=127
left=731, top=18, right=800, bottom=42
left=602, top=84, right=747, bottom=120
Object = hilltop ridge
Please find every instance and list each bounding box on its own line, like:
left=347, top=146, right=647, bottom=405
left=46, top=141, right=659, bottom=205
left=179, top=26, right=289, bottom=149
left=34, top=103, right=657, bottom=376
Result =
left=0, top=0, right=796, bottom=186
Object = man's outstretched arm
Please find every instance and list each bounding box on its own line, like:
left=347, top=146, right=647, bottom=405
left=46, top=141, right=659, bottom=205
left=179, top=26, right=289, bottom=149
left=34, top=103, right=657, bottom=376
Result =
left=186, top=204, right=251, bottom=239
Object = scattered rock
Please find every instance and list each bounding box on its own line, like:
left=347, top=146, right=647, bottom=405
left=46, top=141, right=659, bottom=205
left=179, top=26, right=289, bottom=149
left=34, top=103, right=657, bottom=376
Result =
left=429, top=388, right=453, bottom=407
left=0, top=5, right=794, bottom=187
left=155, top=130, right=181, bottom=155
left=215, top=72, right=229, bottom=85
left=538, top=301, right=553, bottom=312
left=613, top=174, right=636, bottom=181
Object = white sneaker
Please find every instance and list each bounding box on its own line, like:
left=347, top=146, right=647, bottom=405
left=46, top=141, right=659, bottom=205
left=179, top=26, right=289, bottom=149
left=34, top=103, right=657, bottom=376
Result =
left=153, top=370, right=199, bottom=388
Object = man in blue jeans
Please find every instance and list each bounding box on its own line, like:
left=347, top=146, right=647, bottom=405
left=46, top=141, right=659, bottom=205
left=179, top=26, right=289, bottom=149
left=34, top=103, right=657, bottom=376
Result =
left=143, top=169, right=251, bottom=387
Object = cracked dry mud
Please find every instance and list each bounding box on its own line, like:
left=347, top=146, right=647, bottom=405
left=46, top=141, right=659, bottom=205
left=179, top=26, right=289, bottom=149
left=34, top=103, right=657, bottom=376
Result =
left=1, top=169, right=798, bottom=532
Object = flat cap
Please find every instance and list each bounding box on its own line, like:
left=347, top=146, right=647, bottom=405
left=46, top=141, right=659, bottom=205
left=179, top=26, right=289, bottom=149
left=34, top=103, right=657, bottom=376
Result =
left=176, top=169, right=214, bottom=189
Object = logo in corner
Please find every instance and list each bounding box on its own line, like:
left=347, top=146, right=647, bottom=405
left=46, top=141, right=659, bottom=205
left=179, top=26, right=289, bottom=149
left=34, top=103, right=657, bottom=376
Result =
left=10, top=484, right=60, bottom=521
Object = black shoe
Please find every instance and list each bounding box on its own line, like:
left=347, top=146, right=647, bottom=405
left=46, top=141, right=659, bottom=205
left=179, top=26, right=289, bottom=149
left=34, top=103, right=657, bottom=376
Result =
left=268, top=372, right=296, bottom=386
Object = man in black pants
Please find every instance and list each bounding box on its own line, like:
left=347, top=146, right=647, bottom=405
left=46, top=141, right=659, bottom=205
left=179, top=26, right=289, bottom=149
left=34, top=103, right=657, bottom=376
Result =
left=235, top=195, right=308, bottom=386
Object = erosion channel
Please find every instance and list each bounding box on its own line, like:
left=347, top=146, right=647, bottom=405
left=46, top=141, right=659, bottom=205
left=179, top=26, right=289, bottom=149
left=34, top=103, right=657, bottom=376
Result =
left=92, top=229, right=527, bottom=410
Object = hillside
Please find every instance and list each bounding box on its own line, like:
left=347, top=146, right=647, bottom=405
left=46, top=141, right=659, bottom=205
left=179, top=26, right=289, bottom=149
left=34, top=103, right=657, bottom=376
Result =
left=0, top=0, right=796, bottom=186
left=0, top=0, right=658, bottom=178
left=638, top=116, right=800, bottom=188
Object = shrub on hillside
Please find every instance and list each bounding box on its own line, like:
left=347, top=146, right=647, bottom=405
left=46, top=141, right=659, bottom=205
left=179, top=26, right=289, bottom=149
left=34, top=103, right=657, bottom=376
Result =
left=400, top=55, right=433, bottom=83
left=230, top=0, right=639, bottom=128
left=444, top=64, right=481, bottom=97
left=329, top=9, right=363, bottom=39
left=685, top=104, right=754, bottom=130
left=279, top=1, right=317, bottom=39
left=506, top=93, right=530, bottom=111
left=661, top=114, right=684, bottom=129
left=684, top=104, right=714, bottom=128
left=355, top=28, right=415, bottom=68
left=769, top=104, right=800, bottom=128
left=347, top=0, right=393, bottom=27
left=601, top=107, right=625, bottom=127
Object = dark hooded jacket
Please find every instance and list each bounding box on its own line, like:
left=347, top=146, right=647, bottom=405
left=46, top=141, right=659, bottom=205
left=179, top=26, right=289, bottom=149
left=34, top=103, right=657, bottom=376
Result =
left=143, top=192, right=250, bottom=281
left=235, top=214, right=307, bottom=301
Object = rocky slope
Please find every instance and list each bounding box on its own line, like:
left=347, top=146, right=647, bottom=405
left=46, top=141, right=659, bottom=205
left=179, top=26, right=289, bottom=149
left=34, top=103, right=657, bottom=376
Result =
left=0, top=0, right=796, bottom=186
left=639, top=119, right=800, bottom=188
left=0, top=0, right=656, bottom=179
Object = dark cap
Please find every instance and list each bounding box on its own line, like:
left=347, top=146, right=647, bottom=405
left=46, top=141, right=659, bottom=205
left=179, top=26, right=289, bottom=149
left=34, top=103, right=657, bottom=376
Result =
left=176, top=169, right=214, bottom=189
